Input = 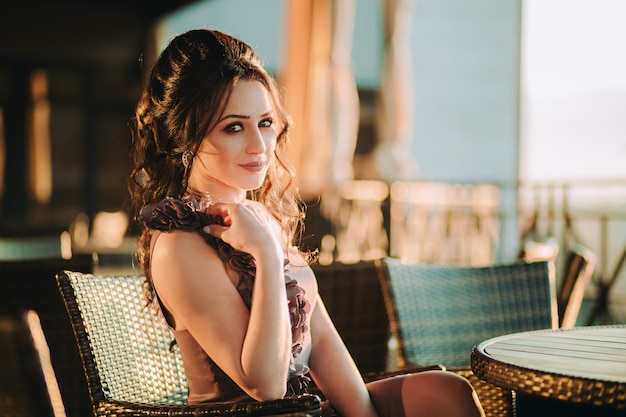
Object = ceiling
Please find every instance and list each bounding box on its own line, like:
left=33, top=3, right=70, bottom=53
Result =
left=0, top=0, right=200, bottom=66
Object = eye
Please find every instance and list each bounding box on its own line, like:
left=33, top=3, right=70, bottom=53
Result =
left=259, top=118, right=273, bottom=128
left=224, top=123, right=243, bottom=133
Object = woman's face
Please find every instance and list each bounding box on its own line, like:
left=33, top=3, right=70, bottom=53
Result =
left=187, top=79, right=278, bottom=202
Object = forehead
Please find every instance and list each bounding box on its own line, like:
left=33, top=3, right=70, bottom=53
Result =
left=222, top=79, right=273, bottom=113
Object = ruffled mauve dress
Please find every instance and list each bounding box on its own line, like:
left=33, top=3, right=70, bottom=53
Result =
left=138, top=196, right=318, bottom=404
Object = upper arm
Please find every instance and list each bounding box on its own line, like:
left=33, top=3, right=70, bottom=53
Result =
left=150, top=231, right=252, bottom=385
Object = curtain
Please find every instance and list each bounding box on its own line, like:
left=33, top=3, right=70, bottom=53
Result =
left=374, top=0, right=418, bottom=181
left=280, top=0, right=359, bottom=200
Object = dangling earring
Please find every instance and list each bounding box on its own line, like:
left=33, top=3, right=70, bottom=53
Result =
left=182, top=150, right=193, bottom=169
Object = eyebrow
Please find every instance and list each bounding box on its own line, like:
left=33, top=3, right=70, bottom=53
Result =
left=217, top=111, right=273, bottom=124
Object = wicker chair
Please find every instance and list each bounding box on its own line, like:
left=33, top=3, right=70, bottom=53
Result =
left=310, top=259, right=523, bottom=417
left=377, top=257, right=557, bottom=369
left=376, top=257, right=558, bottom=417
left=518, top=238, right=596, bottom=328
left=0, top=254, right=94, bottom=417
left=56, top=270, right=321, bottom=417
left=0, top=310, right=63, bottom=417
left=557, top=243, right=596, bottom=328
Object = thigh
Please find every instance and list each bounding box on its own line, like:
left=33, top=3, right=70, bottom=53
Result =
left=367, top=370, right=483, bottom=417
left=365, top=374, right=407, bottom=417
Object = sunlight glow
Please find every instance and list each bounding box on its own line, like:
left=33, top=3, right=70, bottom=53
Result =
left=521, top=0, right=626, bottom=181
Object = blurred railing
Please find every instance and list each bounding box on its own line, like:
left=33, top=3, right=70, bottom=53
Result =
left=390, top=181, right=501, bottom=265
left=318, top=181, right=390, bottom=265
left=316, top=178, right=626, bottom=324
left=518, top=178, right=626, bottom=324
left=319, top=180, right=502, bottom=267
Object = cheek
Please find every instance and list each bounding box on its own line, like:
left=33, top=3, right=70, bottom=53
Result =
left=198, top=139, right=222, bottom=155
left=199, top=140, right=237, bottom=161
left=265, top=134, right=278, bottom=153
left=193, top=149, right=230, bottom=175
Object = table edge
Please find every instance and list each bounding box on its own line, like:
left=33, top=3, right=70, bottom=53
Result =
left=470, top=325, right=626, bottom=409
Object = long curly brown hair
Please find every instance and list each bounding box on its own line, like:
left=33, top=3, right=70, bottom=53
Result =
left=128, top=29, right=305, bottom=295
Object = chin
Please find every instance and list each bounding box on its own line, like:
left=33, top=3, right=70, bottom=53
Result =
left=239, top=180, right=265, bottom=193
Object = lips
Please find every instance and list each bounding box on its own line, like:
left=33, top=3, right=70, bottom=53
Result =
left=240, top=161, right=266, bottom=172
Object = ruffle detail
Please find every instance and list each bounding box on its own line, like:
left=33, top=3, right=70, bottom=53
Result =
left=138, top=196, right=311, bottom=389
left=139, top=196, right=257, bottom=307
left=139, top=196, right=224, bottom=232
left=286, top=279, right=310, bottom=355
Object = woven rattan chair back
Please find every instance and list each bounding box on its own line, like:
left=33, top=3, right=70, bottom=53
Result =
left=56, top=270, right=321, bottom=417
left=58, top=271, right=188, bottom=405
left=378, top=257, right=557, bottom=368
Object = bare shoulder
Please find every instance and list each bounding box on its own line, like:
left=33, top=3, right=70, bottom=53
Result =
left=152, top=229, right=214, bottom=264
left=151, top=229, right=226, bottom=276
left=151, top=231, right=225, bottom=289
left=149, top=230, right=236, bottom=330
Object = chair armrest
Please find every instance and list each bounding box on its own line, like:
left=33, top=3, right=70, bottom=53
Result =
left=94, top=394, right=322, bottom=417
left=361, top=364, right=446, bottom=383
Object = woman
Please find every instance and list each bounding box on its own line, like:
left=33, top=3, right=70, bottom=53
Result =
left=129, top=29, right=484, bottom=417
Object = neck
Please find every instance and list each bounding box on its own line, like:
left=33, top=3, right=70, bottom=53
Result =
left=185, top=187, right=245, bottom=206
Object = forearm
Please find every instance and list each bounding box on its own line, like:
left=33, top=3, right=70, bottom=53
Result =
left=309, top=302, right=378, bottom=417
left=310, top=334, right=377, bottom=417
left=201, top=203, right=294, bottom=397
left=241, top=247, right=292, bottom=397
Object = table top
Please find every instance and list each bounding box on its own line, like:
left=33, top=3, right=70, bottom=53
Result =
left=471, top=325, right=626, bottom=409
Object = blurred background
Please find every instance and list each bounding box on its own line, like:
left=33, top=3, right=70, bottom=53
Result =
left=0, top=0, right=624, bottom=325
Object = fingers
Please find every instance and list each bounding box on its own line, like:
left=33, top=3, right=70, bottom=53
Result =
left=201, top=202, right=274, bottom=252
left=205, top=204, right=232, bottom=226
left=208, top=202, right=266, bottom=228
left=203, top=223, right=229, bottom=242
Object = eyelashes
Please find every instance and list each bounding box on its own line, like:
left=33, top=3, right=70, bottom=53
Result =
left=224, top=123, right=243, bottom=133
left=223, top=118, right=273, bottom=133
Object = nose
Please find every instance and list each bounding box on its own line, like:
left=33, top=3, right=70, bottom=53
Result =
left=246, top=127, right=267, bottom=154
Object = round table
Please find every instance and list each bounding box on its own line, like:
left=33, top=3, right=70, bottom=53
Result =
left=471, top=325, right=626, bottom=411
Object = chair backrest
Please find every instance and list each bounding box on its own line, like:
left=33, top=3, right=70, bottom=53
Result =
left=557, top=244, right=596, bottom=328
left=0, top=255, right=94, bottom=417
left=56, top=270, right=188, bottom=406
left=312, top=260, right=389, bottom=373
left=0, top=310, right=65, bottom=417
left=378, top=257, right=557, bottom=368
left=519, top=236, right=559, bottom=264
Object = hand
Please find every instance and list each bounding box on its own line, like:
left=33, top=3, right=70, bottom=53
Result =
left=202, top=202, right=282, bottom=259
